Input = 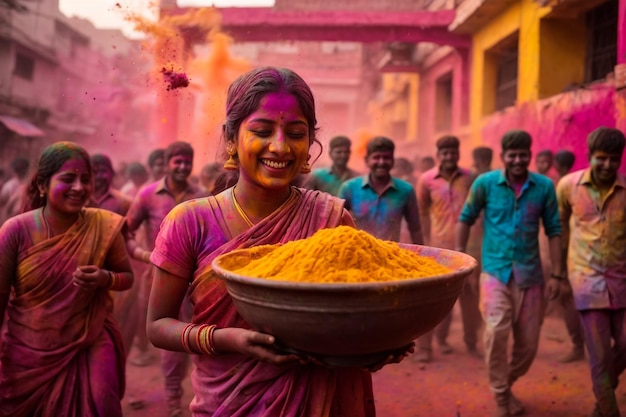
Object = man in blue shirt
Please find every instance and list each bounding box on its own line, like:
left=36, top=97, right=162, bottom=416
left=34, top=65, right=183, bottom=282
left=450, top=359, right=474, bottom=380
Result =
left=305, top=135, right=360, bottom=196
left=455, top=130, right=563, bottom=417
left=339, top=136, right=422, bottom=244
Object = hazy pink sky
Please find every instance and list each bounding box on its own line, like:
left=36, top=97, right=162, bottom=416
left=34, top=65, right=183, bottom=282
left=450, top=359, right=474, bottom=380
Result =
left=59, top=0, right=274, bottom=38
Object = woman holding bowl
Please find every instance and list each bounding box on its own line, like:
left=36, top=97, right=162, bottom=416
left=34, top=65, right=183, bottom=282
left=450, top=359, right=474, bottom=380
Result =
left=147, top=67, right=411, bottom=417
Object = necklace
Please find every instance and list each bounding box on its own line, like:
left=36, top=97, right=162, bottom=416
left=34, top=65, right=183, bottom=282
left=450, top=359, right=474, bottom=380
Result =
left=231, top=186, right=297, bottom=228
left=231, top=187, right=255, bottom=228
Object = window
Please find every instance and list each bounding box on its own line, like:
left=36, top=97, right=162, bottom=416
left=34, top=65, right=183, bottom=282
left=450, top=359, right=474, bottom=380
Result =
left=495, top=44, right=518, bottom=111
left=14, top=52, right=34, bottom=80
left=585, top=0, right=618, bottom=83
left=435, top=72, right=453, bottom=132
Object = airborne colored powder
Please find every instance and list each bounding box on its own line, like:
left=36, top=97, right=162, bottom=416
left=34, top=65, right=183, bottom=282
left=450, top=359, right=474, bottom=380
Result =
left=161, top=67, right=189, bottom=90
left=124, top=6, right=250, bottom=166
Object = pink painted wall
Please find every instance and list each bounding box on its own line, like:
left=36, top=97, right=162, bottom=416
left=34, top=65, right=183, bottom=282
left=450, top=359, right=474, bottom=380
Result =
left=617, top=0, right=626, bottom=64
left=480, top=83, right=620, bottom=172
left=614, top=0, right=626, bottom=137
left=418, top=49, right=469, bottom=153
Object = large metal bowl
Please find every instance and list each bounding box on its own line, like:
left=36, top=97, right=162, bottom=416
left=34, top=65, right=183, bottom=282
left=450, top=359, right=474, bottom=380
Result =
left=212, top=243, right=477, bottom=367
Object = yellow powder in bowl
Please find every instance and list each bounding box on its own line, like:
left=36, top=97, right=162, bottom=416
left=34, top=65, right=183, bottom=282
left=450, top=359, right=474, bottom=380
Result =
left=233, top=226, right=451, bottom=283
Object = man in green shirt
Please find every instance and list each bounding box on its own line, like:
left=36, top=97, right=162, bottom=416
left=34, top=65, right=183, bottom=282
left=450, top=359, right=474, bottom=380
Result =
left=456, top=130, right=563, bottom=417
left=305, top=135, right=359, bottom=196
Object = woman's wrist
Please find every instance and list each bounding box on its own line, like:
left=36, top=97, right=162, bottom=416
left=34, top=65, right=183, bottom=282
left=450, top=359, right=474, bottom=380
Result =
left=142, top=250, right=151, bottom=264
left=103, top=270, right=113, bottom=288
left=181, top=323, right=220, bottom=355
left=133, top=247, right=152, bottom=264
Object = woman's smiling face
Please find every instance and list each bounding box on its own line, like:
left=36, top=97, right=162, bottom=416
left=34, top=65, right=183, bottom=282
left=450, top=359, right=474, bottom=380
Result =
left=235, top=91, right=310, bottom=190
left=43, top=157, right=92, bottom=215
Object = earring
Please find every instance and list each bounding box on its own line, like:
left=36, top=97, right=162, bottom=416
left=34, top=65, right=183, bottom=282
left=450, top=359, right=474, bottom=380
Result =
left=223, top=145, right=238, bottom=171
left=300, top=155, right=312, bottom=174
left=39, top=192, right=44, bottom=198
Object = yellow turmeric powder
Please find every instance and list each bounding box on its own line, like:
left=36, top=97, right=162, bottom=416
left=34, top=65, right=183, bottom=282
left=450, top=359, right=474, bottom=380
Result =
left=233, top=226, right=451, bottom=283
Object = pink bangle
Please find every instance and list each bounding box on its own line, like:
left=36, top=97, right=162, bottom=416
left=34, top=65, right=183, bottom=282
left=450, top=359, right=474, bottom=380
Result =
left=180, top=323, right=196, bottom=353
left=208, top=325, right=218, bottom=355
left=108, top=272, right=124, bottom=290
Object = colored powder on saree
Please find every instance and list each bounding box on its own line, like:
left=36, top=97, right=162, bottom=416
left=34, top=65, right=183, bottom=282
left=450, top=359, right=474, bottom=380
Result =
left=151, top=188, right=375, bottom=417
left=0, top=208, right=126, bottom=417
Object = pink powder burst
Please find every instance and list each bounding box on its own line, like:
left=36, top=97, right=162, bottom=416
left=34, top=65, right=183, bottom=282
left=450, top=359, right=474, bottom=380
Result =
left=161, top=67, right=189, bottom=91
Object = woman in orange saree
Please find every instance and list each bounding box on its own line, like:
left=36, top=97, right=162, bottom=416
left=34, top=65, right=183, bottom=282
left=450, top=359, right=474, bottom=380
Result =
left=0, top=142, right=133, bottom=417
left=147, top=67, right=411, bottom=417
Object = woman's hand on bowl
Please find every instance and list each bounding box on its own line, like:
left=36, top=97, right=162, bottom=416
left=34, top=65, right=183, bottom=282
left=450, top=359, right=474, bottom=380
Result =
left=365, top=342, right=415, bottom=372
left=214, top=328, right=301, bottom=366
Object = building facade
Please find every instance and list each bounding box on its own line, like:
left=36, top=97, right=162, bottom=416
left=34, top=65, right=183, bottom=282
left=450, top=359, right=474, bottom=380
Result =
left=0, top=0, right=153, bottom=166
left=376, top=0, right=625, bottom=169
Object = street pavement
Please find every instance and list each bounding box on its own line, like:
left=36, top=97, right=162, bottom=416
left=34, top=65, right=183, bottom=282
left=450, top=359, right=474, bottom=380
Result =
left=122, top=308, right=626, bottom=417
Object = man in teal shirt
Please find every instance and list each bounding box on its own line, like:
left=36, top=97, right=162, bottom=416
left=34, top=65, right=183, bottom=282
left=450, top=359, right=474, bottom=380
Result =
left=455, top=130, right=563, bottom=417
left=339, top=136, right=422, bottom=244
left=305, top=135, right=359, bottom=196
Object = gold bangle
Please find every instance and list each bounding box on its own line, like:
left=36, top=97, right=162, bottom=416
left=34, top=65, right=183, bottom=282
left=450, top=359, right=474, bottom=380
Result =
left=198, top=324, right=218, bottom=355
left=195, top=324, right=209, bottom=354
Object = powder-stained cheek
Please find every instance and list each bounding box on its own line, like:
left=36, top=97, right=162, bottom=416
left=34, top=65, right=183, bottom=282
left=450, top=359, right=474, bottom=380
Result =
left=291, top=140, right=310, bottom=162
left=239, top=131, right=266, bottom=155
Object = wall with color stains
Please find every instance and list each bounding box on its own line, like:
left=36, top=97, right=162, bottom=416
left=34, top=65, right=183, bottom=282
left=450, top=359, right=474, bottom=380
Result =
left=480, top=82, right=621, bottom=171
left=418, top=47, right=469, bottom=153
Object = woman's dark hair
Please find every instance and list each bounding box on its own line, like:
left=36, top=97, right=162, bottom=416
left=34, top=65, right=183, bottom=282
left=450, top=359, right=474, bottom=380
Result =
left=223, top=67, right=321, bottom=160
left=211, top=170, right=239, bottom=195
left=501, top=130, right=532, bottom=152
left=23, top=141, right=92, bottom=212
left=587, top=127, right=626, bottom=155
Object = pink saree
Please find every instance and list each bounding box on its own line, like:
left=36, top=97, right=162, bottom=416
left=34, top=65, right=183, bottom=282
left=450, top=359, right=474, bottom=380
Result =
left=0, top=208, right=126, bottom=417
left=152, top=188, right=375, bottom=417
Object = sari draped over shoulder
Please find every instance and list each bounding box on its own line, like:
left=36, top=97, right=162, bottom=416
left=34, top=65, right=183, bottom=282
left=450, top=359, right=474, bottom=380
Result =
left=158, top=189, right=375, bottom=417
left=0, top=208, right=126, bottom=417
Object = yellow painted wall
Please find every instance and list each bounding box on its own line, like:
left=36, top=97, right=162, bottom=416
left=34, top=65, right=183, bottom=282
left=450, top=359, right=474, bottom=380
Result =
left=517, top=0, right=551, bottom=102
left=407, top=73, right=419, bottom=141
left=379, top=72, right=420, bottom=141
left=482, top=51, right=499, bottom=116
left=539, top=17, right=586, bottom=98
left=469, top=0, right=552, bottom=147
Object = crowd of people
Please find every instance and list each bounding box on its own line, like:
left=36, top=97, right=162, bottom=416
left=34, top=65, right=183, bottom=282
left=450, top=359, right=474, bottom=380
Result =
left=0, top=66, right=624, bottom=417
